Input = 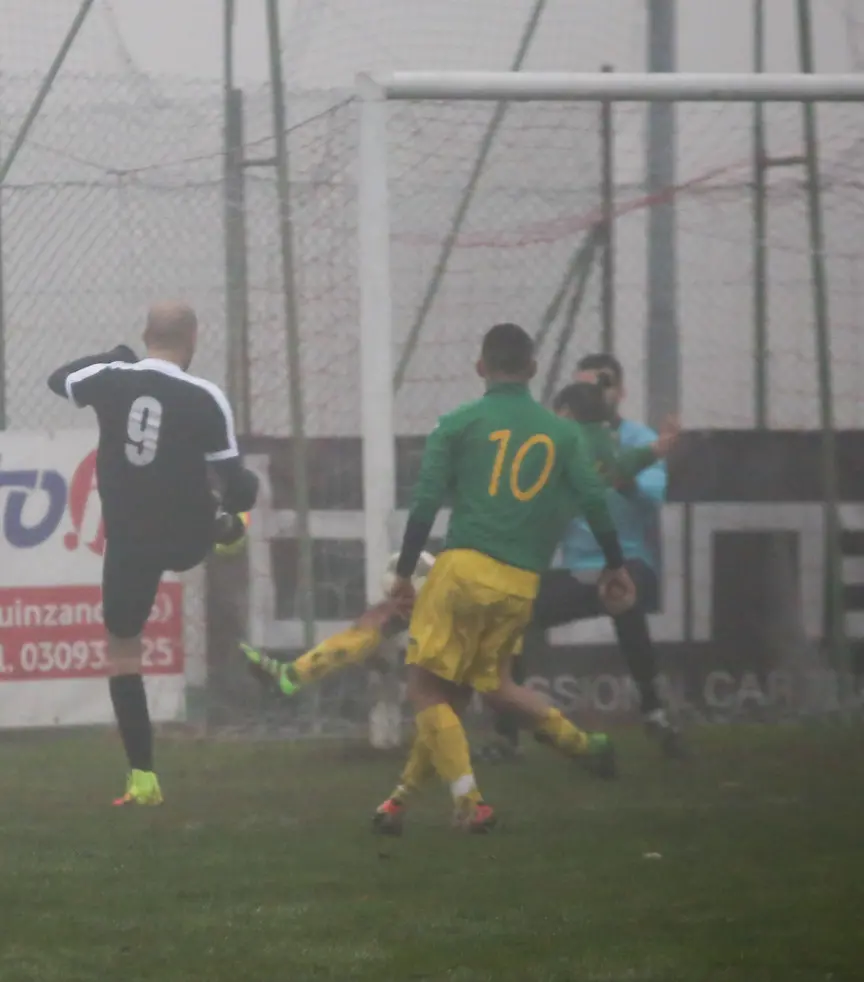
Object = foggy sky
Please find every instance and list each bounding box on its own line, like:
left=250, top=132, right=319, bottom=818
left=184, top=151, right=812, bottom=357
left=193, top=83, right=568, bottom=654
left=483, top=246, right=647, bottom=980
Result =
left=111, top=0, right=859, bottom=82
left=4, top=1, right=860, bottom=85
left=2, top=1, right=863, bottom=434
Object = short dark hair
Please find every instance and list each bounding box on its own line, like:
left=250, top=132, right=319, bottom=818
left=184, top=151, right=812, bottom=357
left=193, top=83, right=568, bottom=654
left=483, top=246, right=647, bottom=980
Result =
left=553, top=381, right=609, bottom=423
left=552, top=385, right=578, bottom=413
left=481, top=323, right=534, bottom=375
left=577, top=352, right=623, bottom=385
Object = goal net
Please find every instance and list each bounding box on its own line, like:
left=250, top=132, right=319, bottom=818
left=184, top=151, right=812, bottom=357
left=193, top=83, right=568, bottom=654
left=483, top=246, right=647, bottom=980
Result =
left=220, top=69, right=864, bottom=735
left=338, top=71, right=863, bottom=724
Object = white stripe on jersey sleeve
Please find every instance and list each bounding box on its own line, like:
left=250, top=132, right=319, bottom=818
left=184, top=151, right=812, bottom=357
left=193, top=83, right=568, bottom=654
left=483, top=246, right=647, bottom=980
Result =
left=206, top=446, right=239, bottom=462
left=189, top=376, right=239, bottom=461
left=107, top=357, right=240, bottom=460
left=64, top=362, right=110, bottom=406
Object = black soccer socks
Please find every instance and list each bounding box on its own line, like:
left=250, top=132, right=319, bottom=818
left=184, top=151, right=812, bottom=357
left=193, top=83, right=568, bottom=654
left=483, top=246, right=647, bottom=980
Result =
left=109, top=673, right=154, bottom=772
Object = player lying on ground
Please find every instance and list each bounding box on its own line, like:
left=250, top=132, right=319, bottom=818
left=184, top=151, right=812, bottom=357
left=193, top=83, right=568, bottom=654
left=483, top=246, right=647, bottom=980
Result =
left=485, top=365, right=686, bottom=761
left=378, top=322, right=634, bottom=832
left=48, top=303, right=258, bottom=806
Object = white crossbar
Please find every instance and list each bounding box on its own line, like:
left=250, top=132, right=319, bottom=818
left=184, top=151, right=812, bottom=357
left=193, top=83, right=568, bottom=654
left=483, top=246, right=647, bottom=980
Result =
left=357, top=71, right=864, bottom=102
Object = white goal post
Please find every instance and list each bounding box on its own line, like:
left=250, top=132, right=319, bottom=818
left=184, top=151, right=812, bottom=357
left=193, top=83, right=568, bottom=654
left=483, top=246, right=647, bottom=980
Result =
left=356, top=70, right=864, bottom=600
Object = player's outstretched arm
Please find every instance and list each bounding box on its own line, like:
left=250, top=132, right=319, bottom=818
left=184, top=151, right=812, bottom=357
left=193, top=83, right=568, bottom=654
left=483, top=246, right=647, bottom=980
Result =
left=46, top=345, right=138, bottom=399
left=563, top=425, right=625, bottom=570
left=616, top=418, right=678, bottom=503
left=568, top=435, right=637, bottom=612
left=610, top=444, right=658, bottom=486
left=210, top=458, right=259, bottom=514
left=198, top=381, right=259, bottom=514
left=393, top=416, right=456, bottom=585
left=629, top=455, right=666, bottom=505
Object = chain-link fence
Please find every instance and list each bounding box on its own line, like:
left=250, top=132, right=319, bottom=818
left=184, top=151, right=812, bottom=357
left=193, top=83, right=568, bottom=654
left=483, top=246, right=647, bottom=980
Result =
left=4, top=1, right=864, bottom=734
left=2, top=74, right=229, bottom=428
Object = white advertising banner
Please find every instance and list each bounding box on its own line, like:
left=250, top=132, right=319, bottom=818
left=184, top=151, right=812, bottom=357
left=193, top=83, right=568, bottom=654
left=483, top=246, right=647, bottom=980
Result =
left=0, top=430, right=185, bottom=727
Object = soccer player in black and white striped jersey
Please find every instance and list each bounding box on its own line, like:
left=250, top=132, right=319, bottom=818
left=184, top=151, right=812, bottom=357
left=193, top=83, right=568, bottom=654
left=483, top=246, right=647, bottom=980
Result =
left=48, top=303, right=258, bottom=805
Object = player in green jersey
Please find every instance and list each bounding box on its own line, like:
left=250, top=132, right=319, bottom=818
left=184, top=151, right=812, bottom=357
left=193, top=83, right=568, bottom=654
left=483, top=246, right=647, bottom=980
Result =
left=379, top=323, right=634, bottom=832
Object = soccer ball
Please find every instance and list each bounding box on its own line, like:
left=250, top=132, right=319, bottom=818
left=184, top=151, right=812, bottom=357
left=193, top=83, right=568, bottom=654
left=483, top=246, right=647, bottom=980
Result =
left=379, top=549, right=435, bottom=598
left=212, top=511, right=250, bottom=557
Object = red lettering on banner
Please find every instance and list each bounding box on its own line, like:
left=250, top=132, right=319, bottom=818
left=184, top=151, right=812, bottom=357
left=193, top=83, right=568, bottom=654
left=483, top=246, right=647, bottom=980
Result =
left=0, top=582, right=183, bottom=681
left=63, top=449, right=105, bottom=555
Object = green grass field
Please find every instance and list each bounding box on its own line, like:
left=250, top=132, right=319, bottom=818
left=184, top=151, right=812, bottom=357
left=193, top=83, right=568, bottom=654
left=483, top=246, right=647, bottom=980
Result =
left=1, top=724, right=863, bottom=982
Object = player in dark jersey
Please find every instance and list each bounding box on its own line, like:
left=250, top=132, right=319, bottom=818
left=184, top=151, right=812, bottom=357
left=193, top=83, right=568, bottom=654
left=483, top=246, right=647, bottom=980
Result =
left=378, top=323, right=635, bottom=832
left=47, top=302, right=258, bottom=806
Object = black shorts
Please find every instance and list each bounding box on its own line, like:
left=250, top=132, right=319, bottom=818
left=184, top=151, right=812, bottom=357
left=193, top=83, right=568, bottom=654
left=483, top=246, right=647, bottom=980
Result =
left=102, top=537, right=209, bottom=639
left=530, top=560, right=658, bottom=630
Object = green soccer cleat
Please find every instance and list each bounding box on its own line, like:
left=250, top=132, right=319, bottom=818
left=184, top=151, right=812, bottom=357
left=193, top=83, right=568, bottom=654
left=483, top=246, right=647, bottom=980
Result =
left=113, top=769, right=163, bottom=807
left=582, top=732, right=617, bottom=780
left=240, top=642, right=301, bottom=697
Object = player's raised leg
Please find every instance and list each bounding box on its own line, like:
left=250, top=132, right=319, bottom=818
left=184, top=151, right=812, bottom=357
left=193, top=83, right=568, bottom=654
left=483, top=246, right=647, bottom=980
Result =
left=242, top=551, right=433, bottom=698
left=484, top=658, right=617, bottom=779
left=241, top=600, right=407, bottom=696
left=478, top=634, right=528, bottom=762
left=481, top=570, right=615, bottom=769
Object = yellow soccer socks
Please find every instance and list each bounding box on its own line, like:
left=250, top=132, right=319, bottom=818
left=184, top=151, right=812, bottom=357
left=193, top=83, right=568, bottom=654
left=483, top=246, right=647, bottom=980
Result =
left=292, top=624, right=382, bottom=686
left=415, top=703, right=483, bottom=806
left=377, top=706, right=499, bottom=834
left=534, top=707, right=590, bottom=756
left=243, top=623, right=384, bottom=696
left=389, top=734, right=435, bottom=803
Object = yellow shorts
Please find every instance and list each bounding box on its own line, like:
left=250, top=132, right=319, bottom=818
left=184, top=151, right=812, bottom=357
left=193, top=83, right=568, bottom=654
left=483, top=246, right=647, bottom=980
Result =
left=405, top=549, right=538, bottom=692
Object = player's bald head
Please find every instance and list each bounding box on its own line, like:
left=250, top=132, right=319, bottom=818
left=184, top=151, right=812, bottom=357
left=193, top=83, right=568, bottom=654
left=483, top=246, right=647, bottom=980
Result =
left=143, top=302, right=198, bottom=368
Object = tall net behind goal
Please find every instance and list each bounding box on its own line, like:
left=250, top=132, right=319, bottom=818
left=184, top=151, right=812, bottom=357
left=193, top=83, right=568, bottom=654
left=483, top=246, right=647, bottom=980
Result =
left=342, top=74, right=864, bottom=723
left=357, top=90, right=864, bottom=432
left=234, top=78, right=864, bottom=734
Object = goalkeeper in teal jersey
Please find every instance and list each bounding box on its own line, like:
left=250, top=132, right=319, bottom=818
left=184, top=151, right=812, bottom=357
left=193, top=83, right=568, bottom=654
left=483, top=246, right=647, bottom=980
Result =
left=485, top=356, right=686, bottom=763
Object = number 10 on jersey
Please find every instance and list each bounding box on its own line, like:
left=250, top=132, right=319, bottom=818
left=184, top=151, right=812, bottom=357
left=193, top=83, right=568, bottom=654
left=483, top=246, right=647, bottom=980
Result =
left=488, top=430, right=555, bottom=502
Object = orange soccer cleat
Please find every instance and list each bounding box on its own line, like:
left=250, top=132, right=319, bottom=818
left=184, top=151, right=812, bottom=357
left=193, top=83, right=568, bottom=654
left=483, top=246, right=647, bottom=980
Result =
left=372, top=797, right=406, bottom=837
